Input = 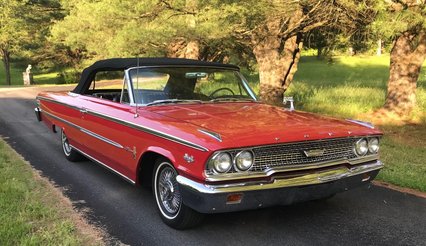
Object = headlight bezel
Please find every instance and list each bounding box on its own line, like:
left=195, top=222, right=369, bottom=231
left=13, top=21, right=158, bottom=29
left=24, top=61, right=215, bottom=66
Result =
left=207, top=149, right=255, bottom=174
left=210, top=152, right=233, bottom=174
left=354, top=138, right=369, bottom=156
left=354, top=137, right=381, bottom=157
left=234, top=150, right=255, bottom=172
left=368, top=137, right=380, bottom=154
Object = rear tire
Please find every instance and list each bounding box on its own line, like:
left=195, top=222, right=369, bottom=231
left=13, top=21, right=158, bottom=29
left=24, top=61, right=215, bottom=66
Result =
left=153, top=158, right=204, bottom=229
left=61, top=130, right=84, bottom=162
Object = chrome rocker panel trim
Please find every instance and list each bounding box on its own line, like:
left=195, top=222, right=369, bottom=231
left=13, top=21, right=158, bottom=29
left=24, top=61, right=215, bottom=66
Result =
left=70, top=145, right=135, bottom=184
left=177, top=160, right=384, bottom=194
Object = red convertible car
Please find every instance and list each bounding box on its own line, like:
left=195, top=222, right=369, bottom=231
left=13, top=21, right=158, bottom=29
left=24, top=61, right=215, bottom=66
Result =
left=35, top=58, right=383, bottom=229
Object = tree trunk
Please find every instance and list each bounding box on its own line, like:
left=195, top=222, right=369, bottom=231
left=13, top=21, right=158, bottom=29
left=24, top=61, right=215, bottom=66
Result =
left=253, top=31, right=302, bottom=106
left=383, top=31, right=426, bottom=115
left=184, top=40, right=200, bottom=59
left=167, top=39, right=200, bottom=59
left=376, top=39, right=382, bottom=56
left=1, top=48, right=11, bottom=85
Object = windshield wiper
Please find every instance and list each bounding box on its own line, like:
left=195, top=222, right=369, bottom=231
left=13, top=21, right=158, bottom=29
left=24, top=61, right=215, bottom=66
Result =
left=209, top=97, right=256, bottom=103
left=145, top=99, right=203, bottom=106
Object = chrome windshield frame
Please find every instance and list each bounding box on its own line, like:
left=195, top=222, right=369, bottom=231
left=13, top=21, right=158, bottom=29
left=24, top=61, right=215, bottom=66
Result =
left=123, top=65, right=257, bottom=107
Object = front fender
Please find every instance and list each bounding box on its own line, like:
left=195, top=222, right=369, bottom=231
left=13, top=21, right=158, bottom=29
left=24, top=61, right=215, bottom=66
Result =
left=145, top=146, right=177, bottom=164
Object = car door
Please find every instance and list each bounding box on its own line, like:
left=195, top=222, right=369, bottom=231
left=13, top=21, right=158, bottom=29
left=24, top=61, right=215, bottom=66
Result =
left=75, top=72, right=138, bottom=181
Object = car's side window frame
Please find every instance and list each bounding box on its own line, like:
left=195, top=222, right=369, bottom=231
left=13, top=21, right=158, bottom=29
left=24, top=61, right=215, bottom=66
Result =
left=120, top=75, right=130, bottom=104
left=123, top=69, right=136, bottom=105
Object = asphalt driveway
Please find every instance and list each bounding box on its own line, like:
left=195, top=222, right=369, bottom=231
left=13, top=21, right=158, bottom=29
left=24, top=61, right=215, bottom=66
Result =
left=0, top=86, right=425, bottom=246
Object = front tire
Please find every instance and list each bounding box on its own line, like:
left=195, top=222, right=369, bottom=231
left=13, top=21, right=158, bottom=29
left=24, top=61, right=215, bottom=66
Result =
left=153, top=159, right=203, bottom=229
left=61, top=130, right=84, bottom=162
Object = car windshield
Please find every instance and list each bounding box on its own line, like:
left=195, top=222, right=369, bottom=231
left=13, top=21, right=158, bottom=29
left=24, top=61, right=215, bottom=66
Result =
left=127, top=67, right=257, bottom=105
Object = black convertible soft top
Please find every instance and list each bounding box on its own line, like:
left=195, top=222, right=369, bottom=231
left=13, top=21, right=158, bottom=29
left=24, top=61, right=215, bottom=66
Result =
left=72, top=57, right=240, bottom=94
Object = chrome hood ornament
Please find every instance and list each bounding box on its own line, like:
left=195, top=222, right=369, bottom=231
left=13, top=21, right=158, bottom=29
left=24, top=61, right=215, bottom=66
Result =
left=283, top=96, right=295, bottom=111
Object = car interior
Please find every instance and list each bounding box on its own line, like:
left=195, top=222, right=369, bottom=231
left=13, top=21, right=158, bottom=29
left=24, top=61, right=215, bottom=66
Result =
left=83, top=68, right=248, bottom=105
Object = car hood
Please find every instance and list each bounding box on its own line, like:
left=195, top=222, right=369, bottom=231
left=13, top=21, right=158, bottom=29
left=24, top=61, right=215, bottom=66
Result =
left=146, top=102, right=381, bottom=148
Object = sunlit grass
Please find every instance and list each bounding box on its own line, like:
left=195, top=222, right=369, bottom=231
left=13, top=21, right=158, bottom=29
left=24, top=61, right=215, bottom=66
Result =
left=288, top=55, right=425, bottom=119
left=379, top=125, right=426, bottom=192
left=33, top=72, right=62, bottom=85
left=243, top=55, right=426, bottom=192
left=0, top=62, right=25, bottom=86
left=0, top=139, right=99, bottom=245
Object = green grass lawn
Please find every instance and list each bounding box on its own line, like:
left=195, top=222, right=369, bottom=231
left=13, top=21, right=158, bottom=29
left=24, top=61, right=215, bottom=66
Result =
left=0, top=62, right=25, bottom=86
left=0, top=139, right=101, bottom=245
left=33, top=72, right=63, bottom=84
left=379, top=125, right=426, bottom=192
left=290, top=55, right=426, bottom=192
left=277, top=55, right=424, bottom=120
left=0, top=62, right=63, bottom=85
left=245, top=55, right=426, bottom=192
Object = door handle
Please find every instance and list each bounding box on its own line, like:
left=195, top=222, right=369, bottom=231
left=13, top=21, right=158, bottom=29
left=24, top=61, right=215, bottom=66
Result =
left=79, top=108, right=87, bottom=114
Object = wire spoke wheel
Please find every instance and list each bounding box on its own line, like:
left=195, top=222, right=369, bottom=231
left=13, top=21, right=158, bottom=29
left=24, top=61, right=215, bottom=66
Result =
left=153, top=159, right=204, bottom=229
left=60, top=130, right=83, bottom=162
left=156, top=163, right=182, bottom=217
left=61, top=131, right=72, bottom=156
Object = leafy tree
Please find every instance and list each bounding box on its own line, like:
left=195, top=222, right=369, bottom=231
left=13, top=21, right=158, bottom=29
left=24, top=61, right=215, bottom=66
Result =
left=372, top=0, right=426, bottom=115
left=50, top=1, right=227, bottom=61
left=0, top=0, right=63, bottom=85
left=22, top=0, right=64, bottom=69
left=0, top=0, right=28, bottom=85
left=52, top=0, right=358, bottom=105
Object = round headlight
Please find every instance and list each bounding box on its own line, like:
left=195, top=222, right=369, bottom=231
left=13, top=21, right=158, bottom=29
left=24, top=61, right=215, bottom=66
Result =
left=235, top=150, right=254, bottom=171
left=368, top=138, right=379, bottom=154
left=355, top=138, right=368, bottom=156
left=212, top=152, right=232, bottom=173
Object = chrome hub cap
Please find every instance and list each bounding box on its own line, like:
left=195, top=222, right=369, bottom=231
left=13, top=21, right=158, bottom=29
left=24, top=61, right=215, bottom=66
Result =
left=157, top=166, right=181, bottom=215
left=61, top=131, right=72, bottom=156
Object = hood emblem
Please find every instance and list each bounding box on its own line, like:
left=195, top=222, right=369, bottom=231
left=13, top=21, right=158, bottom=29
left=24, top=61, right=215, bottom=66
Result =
left=198, top=129, right=222, bottom=142
left=303, top=149, right=325, bottom=157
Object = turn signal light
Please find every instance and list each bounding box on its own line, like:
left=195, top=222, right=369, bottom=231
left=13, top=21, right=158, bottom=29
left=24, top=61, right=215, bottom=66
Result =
left=226, top=193, right=243, bottom=204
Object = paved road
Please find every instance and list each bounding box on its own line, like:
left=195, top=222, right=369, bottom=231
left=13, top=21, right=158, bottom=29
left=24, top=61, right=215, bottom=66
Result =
left=1, top=87, right=425, bottom=246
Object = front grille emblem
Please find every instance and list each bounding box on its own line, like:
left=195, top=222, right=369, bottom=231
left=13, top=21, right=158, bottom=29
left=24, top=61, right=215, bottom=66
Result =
left=303, top=149, right=326, bottom=157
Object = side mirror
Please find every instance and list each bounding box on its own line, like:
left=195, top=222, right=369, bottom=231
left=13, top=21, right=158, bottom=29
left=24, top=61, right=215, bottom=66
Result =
left=283, top=96, right=295, bottom=111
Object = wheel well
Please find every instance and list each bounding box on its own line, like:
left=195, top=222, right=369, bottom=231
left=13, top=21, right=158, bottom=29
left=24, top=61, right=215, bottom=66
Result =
left=138, top=151, right=170, bottom=187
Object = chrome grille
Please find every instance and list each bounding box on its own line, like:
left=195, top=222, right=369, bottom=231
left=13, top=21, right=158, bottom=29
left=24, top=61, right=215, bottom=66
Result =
left=250, top=138, right=358, bottom=172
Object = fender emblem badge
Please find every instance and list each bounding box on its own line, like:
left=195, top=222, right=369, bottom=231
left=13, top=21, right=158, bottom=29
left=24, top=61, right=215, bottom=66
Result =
left=303, top=149, right=325, bottom=157
left=124, top=146, right=137, bottom=159
left=184, top=153, right=194, bottom=163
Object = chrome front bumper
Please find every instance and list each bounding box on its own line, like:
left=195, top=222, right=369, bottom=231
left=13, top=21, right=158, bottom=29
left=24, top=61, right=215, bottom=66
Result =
left=176, top=160, right=383, bottom=213
left=35, top=107, right=42, bottom=122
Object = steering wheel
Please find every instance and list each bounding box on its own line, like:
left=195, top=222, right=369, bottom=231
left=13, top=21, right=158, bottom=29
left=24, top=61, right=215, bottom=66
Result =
left=209, top=87, right=235, bottom=98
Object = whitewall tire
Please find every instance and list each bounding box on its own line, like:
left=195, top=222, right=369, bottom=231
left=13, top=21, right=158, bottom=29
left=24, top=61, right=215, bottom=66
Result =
left=153, top=158, right=203, bottom=229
